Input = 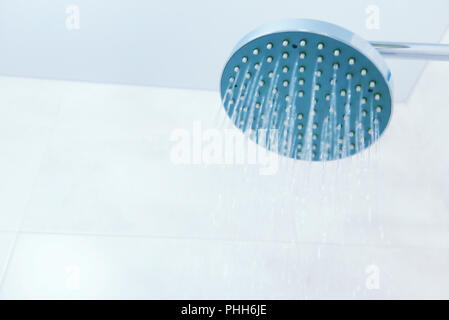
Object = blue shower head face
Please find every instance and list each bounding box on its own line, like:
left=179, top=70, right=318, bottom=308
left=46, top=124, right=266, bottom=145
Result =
left=220, top=21, right=392, bottom=161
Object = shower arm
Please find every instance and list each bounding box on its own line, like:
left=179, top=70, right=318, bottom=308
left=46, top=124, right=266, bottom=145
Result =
left=371, top=41, right=449, bottom=61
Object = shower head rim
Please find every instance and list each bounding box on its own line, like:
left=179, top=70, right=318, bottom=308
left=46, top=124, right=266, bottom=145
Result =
left=225, top=19, right=393, bottom=90
left=220, top=19, right=394, bottom=161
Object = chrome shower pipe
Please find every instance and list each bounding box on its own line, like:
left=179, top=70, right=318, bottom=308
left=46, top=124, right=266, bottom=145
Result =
left=371, top=42, right=449, bottom=61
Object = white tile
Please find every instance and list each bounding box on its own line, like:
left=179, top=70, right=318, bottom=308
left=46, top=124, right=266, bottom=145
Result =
left=6, top=72, right=447, bottom=248
left=17, top=81, right=297, bottom=242
left=0, top=77, right=61, bottom=231
left=296, top=244, right=449, bottom=300
left=0, top=233, right=448, bottom=299
left=0, top=232, right=16, bottom=287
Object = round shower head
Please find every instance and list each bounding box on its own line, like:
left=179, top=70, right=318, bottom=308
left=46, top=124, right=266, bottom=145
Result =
left=220, top=19, right=393, bottom=161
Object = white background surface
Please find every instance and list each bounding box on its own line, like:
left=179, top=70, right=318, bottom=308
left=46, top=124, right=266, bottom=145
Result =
left=0, top=26, right=449, bottom=300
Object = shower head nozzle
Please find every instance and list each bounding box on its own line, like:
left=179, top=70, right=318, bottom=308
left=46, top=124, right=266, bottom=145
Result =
left=220, top=19, right=393, bottom=161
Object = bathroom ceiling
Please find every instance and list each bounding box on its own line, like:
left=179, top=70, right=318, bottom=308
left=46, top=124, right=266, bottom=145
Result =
left=0, top=0, right=448, bottom=102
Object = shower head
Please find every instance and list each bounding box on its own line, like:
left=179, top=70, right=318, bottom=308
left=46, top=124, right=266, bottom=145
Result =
left=220, top=19, right=393, bottom=161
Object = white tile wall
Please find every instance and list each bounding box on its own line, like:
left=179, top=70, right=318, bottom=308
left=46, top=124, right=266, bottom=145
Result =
left=0, top=79, right=61, bottom=231
left=0, top=29, right=449, bottom=299
left=1, top=233, right=448, bottom=299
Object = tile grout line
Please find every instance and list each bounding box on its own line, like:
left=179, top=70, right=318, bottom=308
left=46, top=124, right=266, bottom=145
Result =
left=0, top=98, right=63, bottom=290
left=1, top=229, right=447, bottom=252
left=0, top=75, right=218, bottom=95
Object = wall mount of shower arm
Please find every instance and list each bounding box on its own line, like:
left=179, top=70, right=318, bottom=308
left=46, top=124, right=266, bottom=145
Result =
left=371, top=41, right=449, bottom=61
